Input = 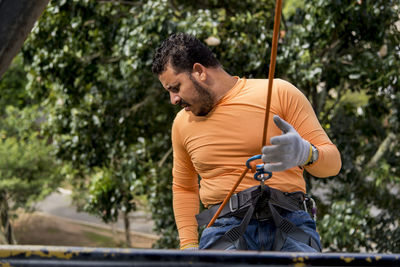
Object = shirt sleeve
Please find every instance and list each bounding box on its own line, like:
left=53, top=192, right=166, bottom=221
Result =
left=276, top=79, right=342, bottom=177
left=171, top=118, right=200, bottom=248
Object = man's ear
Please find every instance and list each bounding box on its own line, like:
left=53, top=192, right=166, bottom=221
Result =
left=192, top=63, right=207, bottom=81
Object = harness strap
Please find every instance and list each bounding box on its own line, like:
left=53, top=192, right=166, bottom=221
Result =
left=196, top=186, right=259, bottom=226
left=268, top=201, right=322, bottom=251
left=198, top=185, right=321, bottom=251
left=196, top=185, right=303, bottom=226
left=206, top=194, right=261, bottom=250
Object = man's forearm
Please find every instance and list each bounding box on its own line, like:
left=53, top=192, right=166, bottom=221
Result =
left=173, top=183, right=200, bottom=248
left=305, top=143, right=341, bottom=177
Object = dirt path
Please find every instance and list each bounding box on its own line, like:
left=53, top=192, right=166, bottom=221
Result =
left=13, top=212, right=158, bottom=248
left=35, top=190, right=155, bottom=235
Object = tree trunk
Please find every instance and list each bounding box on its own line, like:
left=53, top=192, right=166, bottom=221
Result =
left=0, top=192, right=16, bottom=244
left=110, top=222, right=119, bottom=244
left=0, top=0, right=50, bottom=78
left=123, top=211, right=131, bottom=247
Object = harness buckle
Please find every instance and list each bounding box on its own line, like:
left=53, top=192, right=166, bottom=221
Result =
left=229, top=193, right=239, bottom=213
left=303, top=196, right=317, bottom=221
left=303, top=199, right=308, bottom=213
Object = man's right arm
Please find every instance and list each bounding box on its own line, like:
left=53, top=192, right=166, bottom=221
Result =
left=173, top=180, right=199, bottom=249
left=171, top=120, right=200, bottom=249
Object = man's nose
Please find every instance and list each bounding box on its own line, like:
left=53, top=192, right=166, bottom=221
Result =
left=169, top=92, right=181, bottom=105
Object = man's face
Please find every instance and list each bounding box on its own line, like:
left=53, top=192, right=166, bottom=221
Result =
left=159, top=64, right=215, bottom=116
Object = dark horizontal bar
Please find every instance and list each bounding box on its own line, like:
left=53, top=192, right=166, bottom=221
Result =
left=0, top=245, right=399, bottom=267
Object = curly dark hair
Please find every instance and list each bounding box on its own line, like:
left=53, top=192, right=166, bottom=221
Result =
left=152, top=33, right=221, bottom=75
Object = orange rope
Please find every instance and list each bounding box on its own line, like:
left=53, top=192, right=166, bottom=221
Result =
left=262, top=0, right=283, bottom=147
left=207, top=0, right=283, bottom=228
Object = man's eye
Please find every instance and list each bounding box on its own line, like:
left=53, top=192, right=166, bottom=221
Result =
left=170, top=86, right=179, bottom=93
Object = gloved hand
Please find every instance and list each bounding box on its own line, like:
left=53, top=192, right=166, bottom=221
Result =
left=181, top=243, right=199, bottom=250
left=183, top=246, right=199, bottom=251
left=262, top=115, right=311, bottom=172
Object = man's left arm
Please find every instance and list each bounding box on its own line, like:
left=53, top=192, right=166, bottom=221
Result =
left=262, top=79, right=341, bottom=177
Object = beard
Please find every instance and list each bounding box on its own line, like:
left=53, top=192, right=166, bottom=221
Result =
left=189, top=75, right=215, bottom=116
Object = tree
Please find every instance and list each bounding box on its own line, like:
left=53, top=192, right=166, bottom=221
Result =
left=22, top=0, right=287, bottom=248
left=0, top=106, right=63, bottom=244
left=279, top=0, right=400, bottom=252
left=22, top=0, right=178, bottom=247
left=0, top=55, right=29, bottom=115
left=23, top=0, right=400, bottom=251
left=0, top=54, right=64, bottom=244
left=84, top=138, right=152, bottom=246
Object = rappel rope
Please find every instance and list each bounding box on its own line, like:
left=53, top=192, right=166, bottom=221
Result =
left=207, top=0, right=283, bottom=228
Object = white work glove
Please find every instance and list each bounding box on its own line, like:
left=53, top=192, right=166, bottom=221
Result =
left=181, top=243, right=199, bottom=250
left=262, top=115, right=311, bottom=172
left=182, top=246, right=199, bottom=251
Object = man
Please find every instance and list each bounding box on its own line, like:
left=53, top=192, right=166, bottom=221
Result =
left=152, top=33, right=341, bottom=251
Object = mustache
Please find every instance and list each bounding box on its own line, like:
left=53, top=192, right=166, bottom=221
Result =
left=178, top=99, right=190, bottom=107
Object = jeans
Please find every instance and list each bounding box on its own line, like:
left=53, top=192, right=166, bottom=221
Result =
left=199, top=210, right=321, bottom=252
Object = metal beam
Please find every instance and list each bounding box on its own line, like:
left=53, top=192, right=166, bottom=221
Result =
left=0, top=0, right=50, bottom=78
left=0, top=245, right=399, bottom=266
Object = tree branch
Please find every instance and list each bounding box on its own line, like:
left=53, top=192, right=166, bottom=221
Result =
left=366, top=132, right=397, bottom=169
left=321, top=85, right=344, bottom=124
left=97, top=0, right=140, bottom=6
left=158, top=147, right=172, bottom=167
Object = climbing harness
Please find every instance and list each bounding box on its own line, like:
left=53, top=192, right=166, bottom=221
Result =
left=197, top=154, right=321, bottom=251
left=196, top=185, right=321, bottom=251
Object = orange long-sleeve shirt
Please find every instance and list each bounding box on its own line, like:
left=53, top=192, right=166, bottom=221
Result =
left=171, top=78, right=341, bottom=248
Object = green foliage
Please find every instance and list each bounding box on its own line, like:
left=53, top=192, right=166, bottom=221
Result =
left=0, top=55, right=30, bottom=115
left=22, top=0, right=178, bottom=246
left=22, top=0, right=284, bottom=248
left=0, top=106, right=63, bottom=209
left=0, top=105, right=63, bottom=245
left=278, top=0, right=399, bottom=114
left=281, top=0, right=400, bottom=252
left=21, top=0, right=400, bottom=251
left=0, top=38, right=63, bottom=244
left=0, top=135, right=59, bottom=206
left=85, top=138, right=151, bottom=223
left=149, top=159, right=179, bottom=248
left=319, top=200, right=372, bottom=252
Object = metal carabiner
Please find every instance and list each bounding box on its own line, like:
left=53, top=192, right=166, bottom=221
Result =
left=245, top=155, right=272, bottom=184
